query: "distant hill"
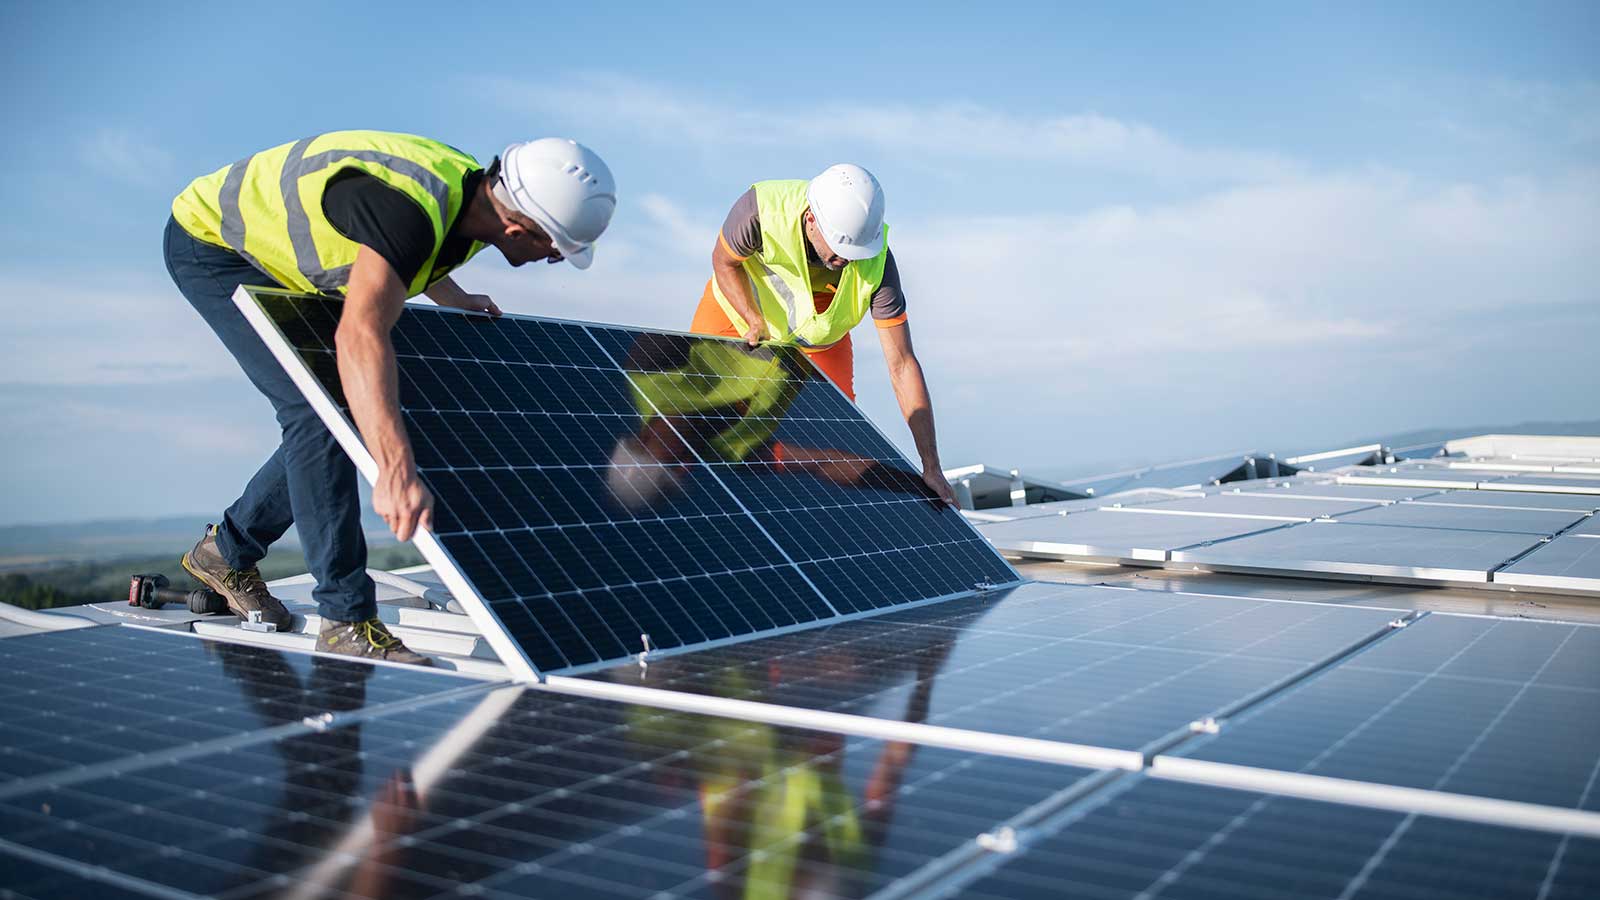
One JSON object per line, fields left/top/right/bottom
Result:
{"left": 0, "top": 507, "right": 397, "bottom": 572}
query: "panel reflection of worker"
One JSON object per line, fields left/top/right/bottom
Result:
{"left": 607, "top": 337, "right": 932, "bottom": 509}
{"left": 626, "top": 637, "right": 952, "bottom": 899}
{"left": 689, "top": 167, "right": 956, "bottom": 506}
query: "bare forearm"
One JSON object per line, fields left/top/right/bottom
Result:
{"left": 336, "top": 325, "right": 412, "bottom": 473}
{"left": 891, "top": 357, "right": 941, "bottom": 469}
{"left": 711, "top": 242, "right": 764, "bottom": 338}
{"left": 424, "top": 276, "right": 467, "bottom": 306}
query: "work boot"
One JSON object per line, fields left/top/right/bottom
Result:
{"left": 316, "top": 618, "right": 433, "bottom": 667}
{"left": 182, "top": 525, "right": 293, "bottom": 631}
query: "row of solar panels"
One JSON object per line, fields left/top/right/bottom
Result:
{"left": 975, "top": 462, "right": 1600, "bottom": 594}
{"left": 4, "top": 577, "right": 1596, "bottom": 898}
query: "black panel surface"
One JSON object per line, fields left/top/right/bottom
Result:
{"left": 1182, "top": 614, "right": 1600, "bottom": 809}
{"left": 586, "top": 582, "right": 1399, "bottom": 751}
{"left": 0, "top": 626, "right": 468, "bottom": 787}
{"left": 250, "top": 291, "right": 1014, "bottom": 674}
{"left": 952, "top": 777, "right": 1600, "bottom": 899}
{"left": 0, "top": 685, "right": 1090, "bottom": 899}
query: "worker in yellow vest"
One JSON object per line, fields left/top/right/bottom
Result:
{"left": 165, "top": 131, "right": 616, "bottom": 664}
{"left": 689, "top": 166, "right": 956, "bottom": 506}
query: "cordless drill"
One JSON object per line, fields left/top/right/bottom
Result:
{"left": 127, "top": 573, "right": 228, "bottom": 614}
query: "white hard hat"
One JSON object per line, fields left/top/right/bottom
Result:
{"left": 498, "top": 138, "right": 616, "bottom": 269}
{"left": 805, "top": 164, "right": 885, "bottom": 262}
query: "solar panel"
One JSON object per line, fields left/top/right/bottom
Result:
{"left": 1485, "top": 474, "right": 1600, "bottom": 496}
{"left": 1170, "top": 520, "right": 1543, "bottom": 583}
{"left": 1407, "top": 489, "right": 1600, "bottom": 513}
{"left": 977, "top": 509, "right": 1293, "bottom": 562}
{"left": 1177, "top": 614, "right": 1600, "bottom": 810}
{"left": 1237, "top": 480, "right": 1437, "bottom": 502}
{"left": 1331, "top": 501, "right": 1586, "bottom": 535}
{"left": 1496, "top": 536, "right": 1600, "bottom": 593}
{"left": 582, "top": 582, "right": 1400, "bottom": 752}
{"left": 1575, "top": 516, "right": 1600, "bottom": 537}
{"left": 1338, "top": 470, "right": 1491, "bottom": 489}
{"left": 1128, "top": 492, "right": 1384, "bottom": 520}
{"left": 0, "top": 626, "right": 477, "bottom": 789}
{"left": 233, "top": 287, "right": 1017, "bottom": 679}
{"left": 0, "top": 682, "right": 1097, "bottom": 899}
{"left": 947, "top": 776, "right": 1600, "bottom": 900}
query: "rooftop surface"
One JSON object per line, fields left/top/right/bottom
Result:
{"left": 2, "top": 294, "right": 1596, "bottom": 900}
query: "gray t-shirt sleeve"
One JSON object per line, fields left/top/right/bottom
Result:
{"left": 871, "top": 249, "right": 907, "bottom": 321}
{"left": 719, "top": 188, "right": 763, "bottom": 258}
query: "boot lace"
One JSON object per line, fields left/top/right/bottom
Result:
{"left": 221, "top": 567, "right": 268, "bottom": 596}
{"left": 361, "top": 619, "right": 402, "bottom": 650}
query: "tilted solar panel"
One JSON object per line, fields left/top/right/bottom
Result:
{"left": 233, "top": 287, "right": 1017, "bottom": 679}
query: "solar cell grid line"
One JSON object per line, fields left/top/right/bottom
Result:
{"left": 936, "top": 776, "right": 1600, "bottom": 900}
{"left": 576, "top": 582, "right": 1404, "bottom": 754}
{"left": 1172, "top": 614, "right": 1600, "bottom": 814}
{"left": 0, "top": 682, "right": 1101, "bottom": 900}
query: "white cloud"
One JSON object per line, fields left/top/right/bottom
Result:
{"left": 0, "top": 269, "right": 240, "bottom": 385}
{"left": 479, "top": 74, "right": 1298, "bottom": 184}
{"left": 76, "top": 128, "right": 175, "bottom": 188}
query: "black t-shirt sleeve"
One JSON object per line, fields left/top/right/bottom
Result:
{"left": 320, "top": 170, "right": 436, "bottom": 285}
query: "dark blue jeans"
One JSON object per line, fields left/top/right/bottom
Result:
{"left": 163, "top": 216, "right": 375, "bottom": 622}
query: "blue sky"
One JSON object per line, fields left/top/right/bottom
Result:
{"left": 2, "top": 1, "right": 1597, "bottom": 525}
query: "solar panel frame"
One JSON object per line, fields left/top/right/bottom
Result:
{"left": 232, "top": 286, "right": 1020, "bottom": 682}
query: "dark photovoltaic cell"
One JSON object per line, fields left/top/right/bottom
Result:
{"left": 585, "top": 582, "right": 1400, "bottom": 751}
{"left": 1181, "top": 614, "right": 1600, "bottom": 810}
{"left": 0, "top": 626, "right": 472, "bottom": 788}
{"left": 950, "top": 777, "right": 1600, "bottom": 899}
{"left": 0, "top": 684, "right": 1093, "bottom": 899}
{"left": 243, "top": 289, "right": 1015, "bottom": 676}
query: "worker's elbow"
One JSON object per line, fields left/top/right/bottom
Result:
{"left": 334, "top": 318, "right": 382, "bottom": 354}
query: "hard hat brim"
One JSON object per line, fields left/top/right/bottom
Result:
{"left": 830, "top": 228, "right": 884, "bottom": 262}
{"left": 564, "top": 245, "right": 594, "bottom": 269}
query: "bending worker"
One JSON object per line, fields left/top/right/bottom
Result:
{"left": 690, "top": 165, "right": 955, "bottom": 504}
{"left": 165, "top": 131, "right": 616, "bottom": 665}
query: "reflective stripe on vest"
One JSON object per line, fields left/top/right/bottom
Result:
{"left": 172, "top": 131, "right": 482, "bottom": 296}
{"left": 710, "top": 179, "right": 888, "bottom": 348}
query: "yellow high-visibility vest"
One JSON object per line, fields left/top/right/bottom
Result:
{"left": 172, "top": 130, "right": 485, "bottom": 297}
{"left": 711, "top": 179, "right": 888, "bottom": 348}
